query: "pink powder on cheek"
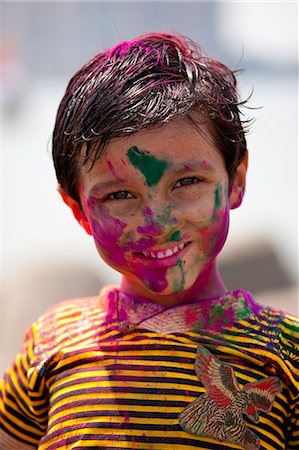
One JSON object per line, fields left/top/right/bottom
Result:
{"left": 87, "top": 201, "right": 128, "bottom": 265}
{"left": 201, "top": 207, "right": 229, "bottom": 256}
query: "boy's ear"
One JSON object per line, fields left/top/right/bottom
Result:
{"left": 229, "top": 151, "right": 248, "bottom": 210}
{"left": 57, "top": 185, "right": 93, "bottom": 235}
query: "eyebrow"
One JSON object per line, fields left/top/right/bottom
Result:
{"left": 171, "top": 160, "right": 216, "bottom": 174}
{"left": 89, "top": 180, "right": 128, "bottom": 196}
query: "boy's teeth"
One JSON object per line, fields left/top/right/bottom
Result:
{"left": 142, "top": 243, "right": 186, "bottom": 259}
{"left": 165, "top": 248, "right": 173, "bottom": 257}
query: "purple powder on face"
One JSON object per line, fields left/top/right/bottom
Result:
{"left": 132, "top": 262, "right": 168, "bottom": 293}
{"left": 88, "top": 201, "right": 128, "bottom": 265}
{"left": 91, "top": 217, "right": 127, "bottom": 265}
{"left": 137, "top": 207, "right": 162, "bottom": 235}
{"left": 127, "top": 235, "right": 156, "bottom": 252}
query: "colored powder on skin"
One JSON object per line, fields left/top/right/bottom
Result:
{"left": 87, "top": 199, "right": 128, "bottom": 265}
{"left": 200, "top": 182, "right": 227, "bottom": 255}
{"left": 178, "top": 259, "right": 185, "bottom": 291}
{"left": 133, "top": 261, "right": 168, "bottom": 292}
{"left": 137, "top": 206, "right": 178, "bottom": 237}
{"left": 167, "top": 230, "right": 181, "bottom": 242}
{"left": 107, "top": 160, "right": 123, "bottom": 181}
{"left": 200, "top": 208, "right": 229, "bottom": 257}
{"left": 173, "top": 259, "right": 185, "bottom": 292}
{"left": 137, "top": 207, "right": 162, "bottom": 235}
{"left": 157, "top": 205, "right": 178, "bottom": 226}
{"left": 214, "top": 183, "right": 221, "bottom": 209}
{"left": 126, "top": 235, "right": 156, "bottom": 252}
{"left": 127, "top": 146, "right": 168, "bottom": 186}
{"left": 177, "top": 259, "right": 185, "bottom": 291}
{"left": 90, "top": 216, "right": 127, "bottom": 265}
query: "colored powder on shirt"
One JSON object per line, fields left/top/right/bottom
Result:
{"left": 127, "top": 146, "right": 168, "bottom": 186}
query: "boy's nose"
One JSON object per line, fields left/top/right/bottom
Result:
{"left": 137, "top": 206, "right": 179, "bottom": 237}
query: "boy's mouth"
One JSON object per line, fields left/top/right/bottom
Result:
{"left": 133, "top": 241, "right": 191, "bottom": 268}
{"left": 140, "top": 242, "right": 189, "bottom": 259}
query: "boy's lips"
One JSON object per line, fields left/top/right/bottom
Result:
{"left": 133, "top": 241, "right": 191, "bottom": 268}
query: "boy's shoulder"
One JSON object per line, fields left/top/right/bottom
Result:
{"left": 252, "top": 301, "right": 299, "bottom": 362}
{"left": 251, "top": 300, "right": 299, "bottom": 343}
{"left": 28, "top": 285, "right": 117, "bottom": 356}
{"left": 35, "top": 284, "right": 116, "bottom": 324}
{"left": 256, "top": 301, "right": 299, "bottom": 330}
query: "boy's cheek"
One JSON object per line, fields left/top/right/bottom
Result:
{"left": 199, "top": 206, "right": 230, "bottom": 257}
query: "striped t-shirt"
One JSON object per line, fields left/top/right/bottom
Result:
{"left": 1, "top": 287, "right": 298, "bottom": 449}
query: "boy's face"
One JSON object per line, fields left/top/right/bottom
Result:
{"left": 63, "top": 118, "right": 246, "bottom": 304}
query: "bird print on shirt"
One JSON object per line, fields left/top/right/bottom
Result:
{"left": 179, "top": 345, "right": 282, "bottom": 450}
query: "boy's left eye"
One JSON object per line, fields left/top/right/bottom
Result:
{"left": 173, "top": 177, "right": 201, "bottom": 189}
{"left": 106, "top": 190, "right": 134, "bottom": 200}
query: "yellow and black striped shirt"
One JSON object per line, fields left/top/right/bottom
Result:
{"left": 1, "top": 287, "right": 298, "bottom": 449}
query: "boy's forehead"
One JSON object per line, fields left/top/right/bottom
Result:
{"left": 98, "top": 118, "right": 217, "bottom": 159}
{"left": 79, "top": 118, "right": 225, "bottom": 183}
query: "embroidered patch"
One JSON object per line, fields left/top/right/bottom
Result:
{"left": 179, "top": 345, "right": 281, "bottom": 450}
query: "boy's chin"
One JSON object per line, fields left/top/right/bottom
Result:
{"left": 120, "top": 270, "right": 199, "bottom": 304}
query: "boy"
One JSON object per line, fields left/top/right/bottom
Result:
{"left": 1, "top": 32, "right": 298, "bottom": 450}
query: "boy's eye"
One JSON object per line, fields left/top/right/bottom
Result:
{"left": 173, "top": 177, "right": 201, "bottom": 189}
{"left": 106, "top": 190, "right": 134, "bottom": 200}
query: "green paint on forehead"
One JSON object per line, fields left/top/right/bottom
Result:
{"left": 127, "top": 146, "right": 168, "bottom": 186}
{"left": 167, "top": 230, "right": 181, "bottom": 242}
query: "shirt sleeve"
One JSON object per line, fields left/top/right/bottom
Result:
{"left": 0, "top": 325, "right": 48, "bottom": 447}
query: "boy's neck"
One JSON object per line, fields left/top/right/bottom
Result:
{"left": 120, "top": 263, "right": 228, "bottom": 307}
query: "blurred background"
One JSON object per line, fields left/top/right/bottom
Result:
{"left": 1, "top": 1, "right": 298, "bottom": 374}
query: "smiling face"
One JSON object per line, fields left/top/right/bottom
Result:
{"left": 61, "top": 118, "right": 247, "bottom": 305}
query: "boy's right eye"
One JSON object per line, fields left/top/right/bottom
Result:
{"left": 106, "top": 190, "right": 134, "bottom": 201}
